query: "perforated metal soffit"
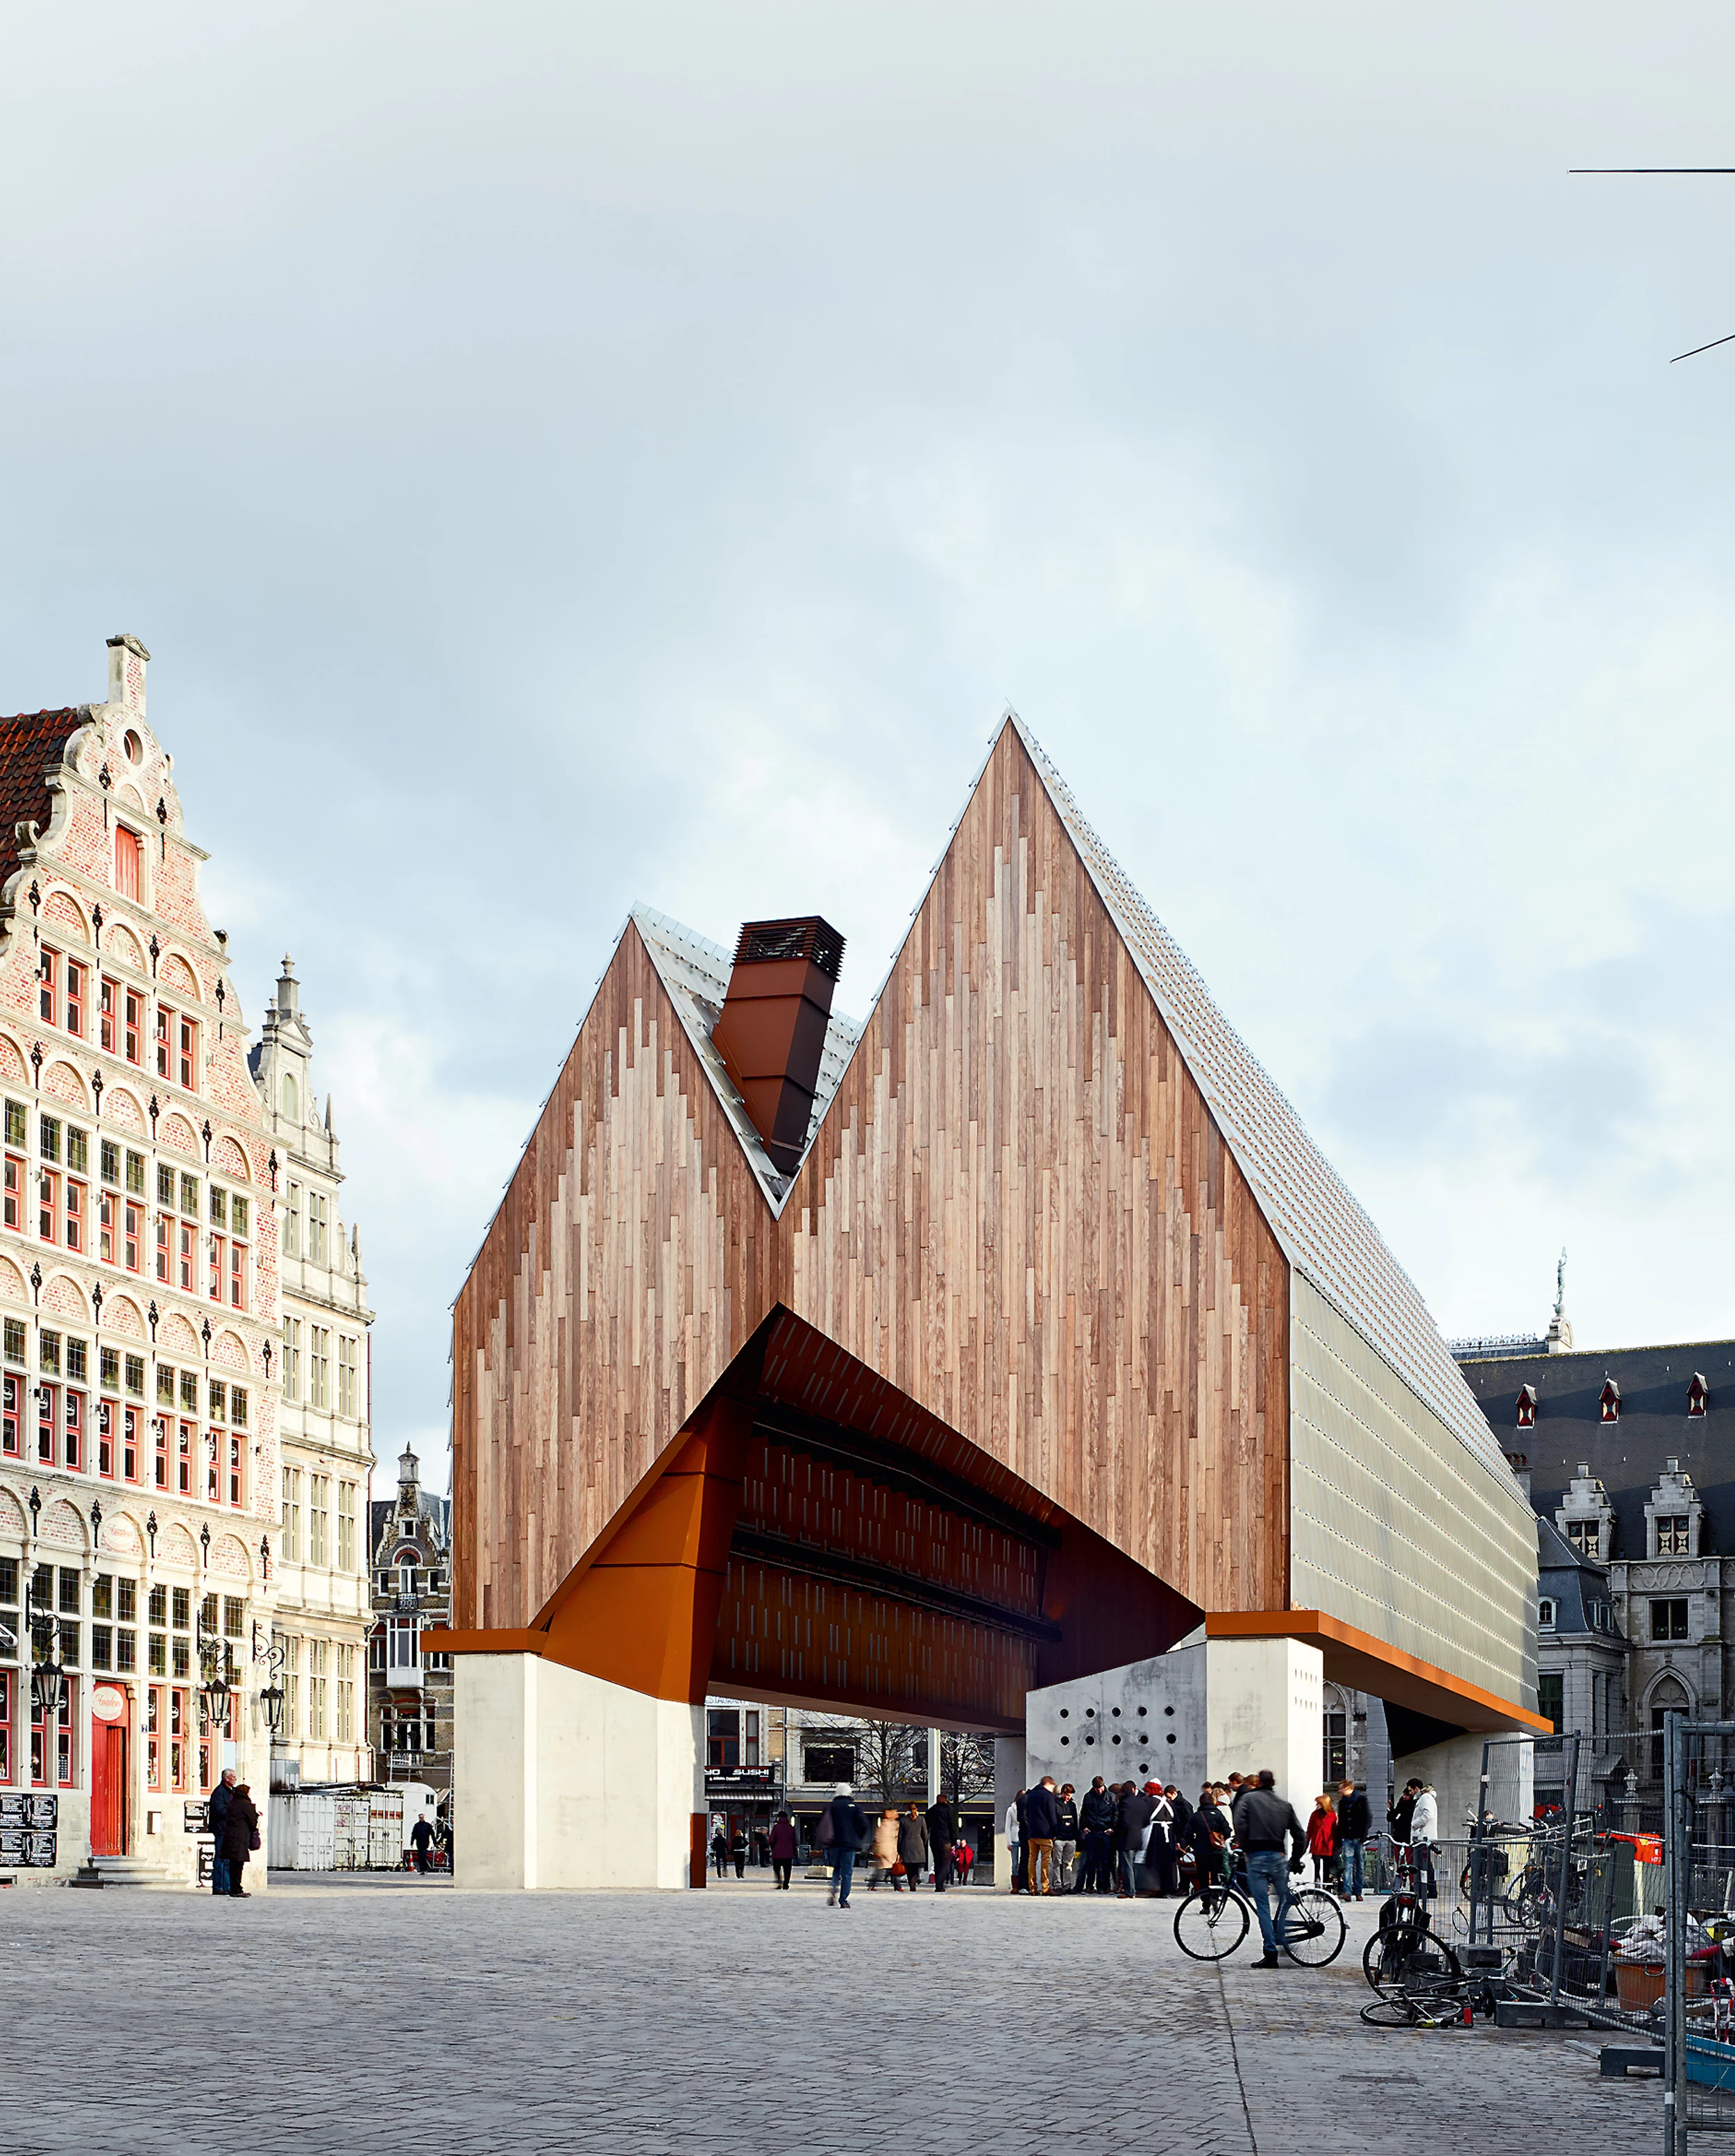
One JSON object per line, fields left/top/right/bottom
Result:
{"left": 623, "top": 716, "right": 1516, "bottom": 1496}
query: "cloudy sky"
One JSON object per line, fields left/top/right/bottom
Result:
{"left": 3, "top": 4, "right": 1733, "bottom": 1490}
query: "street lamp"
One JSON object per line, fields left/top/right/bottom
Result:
{"left": 251, "top": 1620, "right": 287, "bottom": 1740}
{"left": 27, "top": 1580, "right": 63, "bottom": 1719}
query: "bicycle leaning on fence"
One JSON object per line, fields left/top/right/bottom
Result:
{"left": 1172, "top": 1842, "right": 1348, "bottom": 1967}
{"left": 1361, "top": 1840, "right": 1492, "bottom": 2026}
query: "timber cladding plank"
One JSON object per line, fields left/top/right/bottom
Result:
{"left": 784, "top": 726, "right": 1289, "bottom": 1620}
{"left": 451, "top": 726, "right": 1291, "bottom": 1637}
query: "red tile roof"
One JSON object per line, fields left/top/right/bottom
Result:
{"left": 0, "top": 706, "right": 84, "bottom": 897}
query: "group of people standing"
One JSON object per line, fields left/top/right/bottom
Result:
{"left": 1006, "top": 1775, "right": 1211, "bottom": 1897}
{"left": 815, "top": 1786, "right": 972, "bottom": 1907}
{"left": 207, "top": 1769, "right": 260, "bottom": 1899}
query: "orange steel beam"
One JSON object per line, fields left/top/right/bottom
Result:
{"left": 428, "top": 1393, "right": 750, "bottom": 1704}
{"left": 1204, "top": 1610, "right": 1552, "bottom": 1735}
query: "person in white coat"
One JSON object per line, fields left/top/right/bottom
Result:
{"left": 1004, "top": 1797, "right": 1024, "bottom": 1894}
{"left": 1408, "top": 1782, "right": 1439, "bottom": 1901}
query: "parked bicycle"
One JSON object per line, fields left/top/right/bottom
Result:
{"left": 1364, "top": 1841, "right": 1465, "bottom": 2010}
{"left": 1174, "top": 1853, "right": 1346, "bottom": 1967}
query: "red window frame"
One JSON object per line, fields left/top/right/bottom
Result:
{"left": 124, "top": 1200, "right": 142, "bottom": 1273}
{"left": 124, "top": 989, "right": 142, "bottom": 1066}
{"left": 178, "top": 1017, "right": 196, "bottom": 1092}
{"left": 228, "top": 1434, "right": 242, "bottom": 1509}
{"left": 1, "top": 1373, "right": 17, "bottom": 1457}
{"left": 97, "top": 1397, "right": 117, "bottom": 1479}
{"left": 38, "top": 1167, "right": 57, "bottom": 1244}
{"left": 178, "top": 1221, "right": 194, "bottom": 1292}
{"left": 123, "top": 1403, "right": 139, "bottom": 1483}
{"left": 63, "top": 1389, "right": 81, "bottom": 1472}
{"left": 100, "top": 977, "right": 116, "bottom": 1054}
{"left": 155, "top": 1212, "right": 169, "bottom": 1282}
{"left": 37, "top": 1382, "right": 56, "bottom": 1466}
{"left": 209, "top": 1233, "right": 223, "bottom": 1302}
{"left": 64, "top": 960, "right": 84, "bottom": 1038}
{"left": 177, "top": 1418, "right": 194, "bottom": 1495}
{"left": 146, "top": 1685, "right": 160, "bottom": 1790}
{"left": 206, "top": 1429, "right": 220, "bottom": 1504}
{"left": 64, "top": 1177, "right": 83, "bottom": 1253}
{"left": 230, "top": 1238, "right": 246, "bottom": 1312}
{"left": 115, "top": 824, "right": 141, "bottom": 901}
{"left": 32, "top": 1673, "right": 75, "bottom": 1787}
{"left": 170, "top": 1686, "right": 188, "bottom": 1792}
{"left": 153, "top": 1416, "right": 169, "bottom": 1490}
{"left": 155, "top": 1006, "right": 170, "bottom": 1080}
{"left": 0, "top": 1668, "right": 10, "bottom": 1784}
{"left": 3, "top": 1152, "right": 20, "bottom": 1233}
{"left": 38, "top": 948, "right": 57, "bottom": 1028}
{"left": 98, "top": 1189, "right": 114, "bottom": 1264}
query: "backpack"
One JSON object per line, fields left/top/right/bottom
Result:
{"left": 816, "top": 1805, "right": 836, "bottom": 1849}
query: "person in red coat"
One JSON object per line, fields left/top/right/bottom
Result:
{"left": 1304, "top": 1794, "right": 1339, "bottom": 1887}
{"left": 768, "top": 1810, "right": 799, "bottom": 1890}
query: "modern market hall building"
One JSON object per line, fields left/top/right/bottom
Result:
{"left": 434, "top": 713, "right": 1544, "bottom": 1888}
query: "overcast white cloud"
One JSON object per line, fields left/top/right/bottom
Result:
{"left": 3, "top": 2, "right": 1733, "bottom": 1491}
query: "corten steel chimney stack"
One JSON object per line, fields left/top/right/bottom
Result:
{"left": 713, "top": 916, "right": 845, "bottom": 1175}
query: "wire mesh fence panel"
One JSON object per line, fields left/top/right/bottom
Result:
{"left": 1657, "top": 1719, "right": 1735, "bottom": 2146}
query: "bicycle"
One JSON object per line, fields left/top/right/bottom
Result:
{"left": 1174, "top": 1854, "right": 1347, "bottom": 1967}
{"left": 1364, "top": 1841, "right": 1464, "bottom": 2014}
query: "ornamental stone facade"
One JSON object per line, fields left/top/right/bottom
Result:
{"left": 251, "top": 960, "right": 375, "bottom": 1790}
{"left": 0, "top": 635, "right": 285, "bottom": 1885}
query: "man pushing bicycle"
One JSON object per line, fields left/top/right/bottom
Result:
{"left": 1231, "top": 1769, "right": 1310, "bottom": 1970}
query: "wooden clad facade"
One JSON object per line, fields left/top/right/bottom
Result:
{"left": 450, "top": 725, "right": 1290, "bottom": 1696}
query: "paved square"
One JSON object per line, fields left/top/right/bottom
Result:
{"left": 1, "top": 1873, "right": 1661, "bottom": 2153}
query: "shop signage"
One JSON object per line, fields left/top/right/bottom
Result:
{"left": 91, "top": 1684, "right": 126, "bottom": 1722}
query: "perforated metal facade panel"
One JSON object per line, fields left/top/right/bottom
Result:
{"left": 1290, "top": 1277, "right": 1538, "bottom": 1710}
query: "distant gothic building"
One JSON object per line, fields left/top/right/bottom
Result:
{"left": 1458, "top": 1310, "right": 1735, "bottom": 1801}
{"left": 251, "top": 960, "right": 375, "bottom": 1788}
{"left": 0, "top": 637, "right": 285, "bottom": 1884}
{"left": 369, "top": 1446, "right": 452, "bottom": 1801}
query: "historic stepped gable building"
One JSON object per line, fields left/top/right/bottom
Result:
{"left": 439, "top": 713, "right": 1541, "bottom": 1890}
{"left": 0, "top": 637, "right": 285, "bottom": 1886}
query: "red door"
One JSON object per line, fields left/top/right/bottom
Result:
{"left": 90, "top": 1715, "right": 128, "bottom": 1856}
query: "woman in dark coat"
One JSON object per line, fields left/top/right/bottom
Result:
{"left": 221, "top": 1782, "right": 259, "bottom": 1899}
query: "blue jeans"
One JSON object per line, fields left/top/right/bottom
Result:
{"left": 829, "top": 1849, "right": 857, "bottom": 1903}
{"left": 210, "top": 1855, "right": 230, "bottom": 1896}
{"left": 1246, "top": 1850, "right": 1293, "bottom": 1955}
{"left": 1338, "top": 1838, "right": 1364, "bottom": 1899}
{"left": 1117, "top": 1848, "right": 1138, "bottom": 1896}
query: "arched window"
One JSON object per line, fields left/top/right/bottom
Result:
{"left": 281, "top": 1072, "right": 298, "bottom": 1121}
{"left": 1650, "top": 1674, "right": 1691, "bottom": 1778}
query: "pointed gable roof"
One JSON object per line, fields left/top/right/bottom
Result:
{"left": 1002, "top": 711, "right": 1513, "bottom": 1486}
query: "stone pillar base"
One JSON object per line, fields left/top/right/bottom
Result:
{"left": 453, "top": 1653, "right": 701, "bottom": 1890}
{"left": 1204, "top": 1633, "right": 1323, "bottom": 1797}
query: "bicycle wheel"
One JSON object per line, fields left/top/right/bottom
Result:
{"left": 1281, "top": 1885, "right": 1348, "bottom": 1968}
{"left": 1174, "top": 1887, "right": 1251, "bottom": 1962}
{"left": 1360, "top": 1995, "right": 1420, "bottom": 2028}
{"left": 1363, "top": 1922, "right": 1462, "bottom": 2005}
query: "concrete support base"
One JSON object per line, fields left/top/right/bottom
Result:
{"left": 1393, "top": 1730, "right": 1532, "bottom": 1841}
{"left": 992, "top": 1733, "right": 1026, "bottom": 1890}
{"left": 1026, "top": 1635, "right": 1324, "bottom": 1815}
{"left": 1204, "top": 1634, "right": 1324, "bottom": 1799}
{"left": 454, "top": 1653, "right": 702, "bottom": 1891}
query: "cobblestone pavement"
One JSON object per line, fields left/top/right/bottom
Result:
{"left": 1, "top": 1873, "right": 1659, "bottom": 2155}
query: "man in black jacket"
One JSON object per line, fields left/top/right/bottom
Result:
{"left": 823, "top": 1784, "right": 872, "bottom": 1910}
{"left": 1115, "top": 1781, "right": 1157, "bottom": 1899}
{"left": 208, "top": 1769, "right": 237, "bottom": 1897}
{"left": 1336, "top": 1779, "right": 1371, "bottom": 1903}
{"left": 1023, "top": 1776, "right": 1062, "bottom": 1894}
{"left": 1079, "top": 1776, "right": 1116, "bottom": 1894}
{"left": 926, "top": 1793, "right": 958, "bottom": 1892}
{"left": 1237, "top": 1769, "right": 1308, "bottom": 1968}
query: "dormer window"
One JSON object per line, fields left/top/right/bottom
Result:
{"left": 1657, "top": 1516, "right": 1692, "bottom": 1556}
{"left": 1600, "top": 1379, "right": 1620, "bottom": 1424}
{"left": 1539, "top": 1597, "right": 1556, "bottom": 1629}
{"left": 1689, "top": 1373, "right": 1709, "bottom": 1418}
{"left": 1516, "top": 1384, "right": 1537, "bottom": 1430}
{"left": 1567, "top": 1521, "right": 1599, "bottom": 1558}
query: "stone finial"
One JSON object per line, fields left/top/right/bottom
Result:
{"left": 276, "top": 955, "right": 298, "bottom": 1017}
{"left": 105, "top": 634, "right": 150, "bottom": 716}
